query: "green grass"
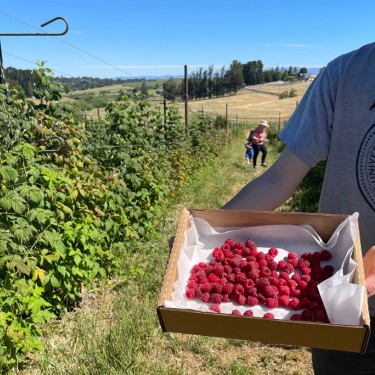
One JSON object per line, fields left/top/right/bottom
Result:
{"left": 21, "top": 132, "right": 313, "bottom": 375}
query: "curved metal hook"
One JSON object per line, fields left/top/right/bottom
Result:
{"left": 0, "top": 16, "right": 69, "bottom": 36}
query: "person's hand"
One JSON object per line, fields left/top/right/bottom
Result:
{"left": 363, "top": 246, "right": 375, "bottom": 297}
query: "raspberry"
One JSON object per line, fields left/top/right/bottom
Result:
{"left": 263, "top": 313, "right": 274, "bottom": 319}
{"left": 201, "top": 292, "right": 210, "bottom": 303}
{"left": 268, "top": 276, "right": 279, "bottom": 286}
{"left": 291, "top": 273, "right": 301, "bottom": 282}
{"left": 224, "top": 265, "right": 233, "bottom": 274}
{"left": 268, "top": 247, "right": 278, "bottom": 258}
{"left": 233, "top": 248, "right": 243, "bottom": 256}
{"left": 314, "top": 309, "right": 329, "bottom": 322}
{"left": 259, "top": 266, "right": 272, "bottom": 277}
{"left": 268, "top": 260, "right": 278, "bottom": 271}
{"left": 301, "top": 274, "right": 311, "bottom": 283}
{"left": 278, "top": 260, "right": 287, "bottom": 270}
{"left": 258, "top": 277, "right": 270, "bottom": 287}
{"left": 279, "top": 271, "right": 290, "bottom": 281}
{"left": 301, "top": 309, "right": 313, "bottom": 321}
{"left": 284, "top": 263, "right": 295, "bottom": 274}
{"left": 321, "top": 249, "right": 332, "bottom": 261}
{"left": 278, "top": 295, "right": 290, "bottom": 307}
{"left": 290, "top": 314, "right": 302, "bottom": 321}
{"left": 223, "top": 283, "right": 234, "bottom": 294}
{"left": 246, "top": 286, "right": 258, "bottom": 297}
{"left": 256, "top": 252, "right": 266, "bottom": 261}
{"left": 212, "top": 264, "right": 224, "bottom": 277}
{"left": 258, "top": 259, "right": 268, "bottom": 267}
{"left": 234, "top": 273, "right": 247, "bottom": 284}
{"left": 222, "top": 294, "right": 230, "bottom": 302}
{"left": 200, "top": 283, "right": 212, "bottom": 293}
{"left": 301, "top": 267, "right": 311, "bottom": 275}
{"left": 289, "top": 287, "right": 301, "bottom": 298}
{"left": 220, "top": 276, "right": 228, "bottom": 285}
{"left": 297, "top": 280, "right": 308, "bottom": 291}
{"left": 187, "top": 280, "right": 198, "bottom": 289}
{"left": 212, "top": 247, "right": 224, "bottom": 262}
{"left": 247, "top": 261, "right": 259, "bottom": 270}
{"left": 233, "top": 283, "right": 244, "bottom": 296}
{"left": 239, "top": 259, "right": 248, "bottom": 269}
{"left": 289, "top": 298, "right": 301, "bottom": 310}
{"left": 266, "top": 298, "right": 278, "bottom": 308}
{"left": 246, "top": 296, "right": 259, "bottom": 306}
{"left": 237, "top": 294, "right": 246, "bottom": 305}
{"left": 211, "top": 283, "right": 223, "bottom": 293}
{"left": 226, "top": 273, "right": 235, "bottom": 283}
{"left": 210, "top": 293, "right": 223, "bottom": 303}
{"left": 301, "top": 252, "right": 312, "bottom": 261}
{"left": 257, "top": 293, "right": 266, "bottom": 304}
{"left": 232, "top": 309, "right": 242, "bottom": 315}
{"left": 263, "top": 285, "right": 278, "bottom": 298}
{"left": 278, "top": 285, "right": 290, "bottom": 296}
{"left": 324, "top": 265, "right": 335, "bottom": 275}
{"left": 287, "top": 279, "right": 297, "bottom": 288}
{"left": 196, "top": 270, "right": 207, "bottom": 280}
{"left": 242, "top": 247, "right": 251, "bottom": 257}
{"left": 185, "top": 289, "right": 196, "bottom": 299}
{"left": 223, "top": 250, "right": 233, "bottom": 259}
{"left": 191, "top": 264, "right": 202, "bottom": 274}
{"left": 208, "top": 273, "right": 221, "bottom": 283}
{"left": 248, "top": 269, "right": 260, "bottom": 280}
{"left": 234, "top": 241, "right": 245, "bottom": 250}
{"left": 306, "top": 287, "right": 319, "bottom": 300}
{"left": 221, "top": 243, "right": 231, "bottom": 252}
{"left": 288, "top": 251, "right": 298, "bottom": 259}
{"left": 243, "top": 279, "right": 255, "bottom": 289}
{"left": 243, "top": 309, "right": 254, "bottom": 317}
{"left": 245, "top": 239, "right": 255, "bottom": 248}
{"left": 231, "top": 255, "right": 242, "bottom": 267}
{"left": 299, "top": 297, "right": 310, "bottom": 308}
{"left": 288, "top": 258, "right": 299, "bottom": 267}
{"left": 209, "top": 303, "right": 221, "bottom": 313}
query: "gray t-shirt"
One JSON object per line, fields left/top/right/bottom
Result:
{"left": 279, "top": 42, "right": 375, "bottom": 314}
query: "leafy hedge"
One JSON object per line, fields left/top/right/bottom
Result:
{"left": 0, "top": 63, "right": 226, "bottom": 371}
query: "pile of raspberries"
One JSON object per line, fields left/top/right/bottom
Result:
{"left": 185, "top": 238, "right": 333, "bottom": 322}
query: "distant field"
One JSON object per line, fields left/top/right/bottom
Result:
{"left": 64, "top": 79, "right": 313, "bottom": 122}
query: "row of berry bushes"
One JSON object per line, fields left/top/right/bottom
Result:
{"left": 0, "top": 63, "right": 227, "bottom": 371}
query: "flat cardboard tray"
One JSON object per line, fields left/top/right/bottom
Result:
{"left": 157, "top": 208, "right": 371, "bottom": 353}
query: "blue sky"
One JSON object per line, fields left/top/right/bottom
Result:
{"left": 1, "top": 1, "right": 375, "bottom": 79}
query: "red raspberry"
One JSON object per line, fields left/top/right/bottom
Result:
{"left": 245, "top": 239, "right": 256, "bottom": 248}
{"left": 196, "top": 270, "right": 207, "bottom": 280}
{"left": 301, "top": 274, "right": 311, "bottom": 283}
{"left": 234, "top": 241, "right": 245, "bottom": 249}
{"left": 208, "top": 273, "right": 221, "bottom": 283}
{"left": 248, "top": 269, "right": 260, "bottom": 280}
{"left": 246, "top": 286, "right": 258, "bottom": 297}
{"left": 321, "top": 249, "right": 332, "bottom": 261}
{"left": 266, "top": 298, "right": 278, "bottom": 308}
{"left": 243, "top": 309, "right": 254, "bottom": 317}
{"left": 308, "top": 280, "right": 319, "bottom": 288}
{"left": 297, "top": 280, "right": 308, "bottom": 291}
{"left": 201, "top": 292, "right": 210, "bottom": 303}
{"left": 288, "top": 258, "right": 299, "bottom": 267}
{"left": 243, "top": 279, "right": 255, "bottom": 289}
{"left": 250, "top": 248, "right": 258, "bottom": 257}
{"left": 324, "top": 265, "right": 335, "bottom": 275}
{"left": 259, "top": 266, "right": 272, "bottom": 277}
{"left": 263, "top": 285, "right": 278, "bottom": 298}
{"left": 279, "top": 271, "right": 290, "bottom": 281}
{"left": 235, "top": 273, "right": 247, "bottom": 284}
{"left": 233, "top": 284, "right": 244, "bottom": 296}
{"left": 277, "top": 278, "right": 287, "bottom": 287}
{"left": 256, "top": 252, "right": 266, "bottom": 261}
{"left": 237, "top": 294, "right": 246, "bottom": 305}
{"left": 268, "top": 276, "right": 279, "bottom": 286}
{"left": 209, "top": 303, "right": 221, "bottom": 313}
{"left": 247, "top": 261, "right": 259, "bottom": 270}
{"left": 258, "top": 277, "right": 270, "bottom": 287}
{"left": 258, "top": 259, "right": 268, "bottom": 267}
{"left": 278, "top": 285, "right": 290, "bottom": 296}
{"left": 284, "top": 263, "right": 295, "bottom": 274}
{"left": 223, "top": 250, "right": 233, "bottom": 259}
{"left": 301, "top": 267, "right": 311, "bottom": 275}
{"left": 301, "top": 309, "right": 313, "bottom": 321}
{"left": 291, "top": 273, "right": 301, "bottom": 282}
{"left": 278, "top": 260, "right": 287, "bottom": 270}
{"left": 289, "top": 298, "right": 301, "bottom": 310}
{"left": 210, "top": 293, "right": 223, "bottom": 303}
{"left": 226, "top": 273, "right": 235, "bottom": 283}
{"left": 268, "top": 260, "right": 278, "bottom": 271}
{"left": 257, "top": 293, "right": 267, "bottom": 304}
{"left": 232, "top": 309, "right": 242, "bottom": 315}
{"left": 263, "top": 313, "right": 274, "bottom": 319}
{"left": 289, "top": 287, "right": 301, "bottom": 298}
{"left": 288, "top": 251, "right": 298, "bottom": 259}
{"left": 220, "top": 276, "right": 228, "bottom": 285}
{"left": 200, "top": 283, "right": 212, "bottom": 293}
{"left": 306, "top": 287, "right": 319, "bottom": 300}
{"left": 309, "top": 301, "right": 321, "bottom": 311}
{"left": 191, "top": 265, "right": 202, "bottom": 274}
{"left": 185, "top": 289, "right": 196, "bottom": 299}
{"left": 314, "top": 309, "right": 329, "bottom": 322}
{"left": 187, "top": 280, "right": 198, "bottom": 289}
{"left": 242, "top": 247, "right": 251, "bottom": 257}
{"left": 211, "top": 283, "right": 223, "bottom": 293}
{"left": 223, "top": 283, "right": 234, "bottom": 294}
{"left": 212, "top": 264, "right": 224, "bottom": 277}
{"left": 268, "top": 247, "right": 278, "bottom": 258}
{"left": 231, "top": 255, "right": 242, "bottom": 267}
{"left": 301, "top": 252, "right": 312, "bottom": 261}
{"left": 221, "top": 243, "right": 231, "bottom": 252}
{"left": 224, "top": 265, "right": 233, "bottom": 274}
{"left": 299, "top": 297, "right": 310, "bottom": 308}
{"left": 278, "top": 295, "right": 290, "bottom": 307}
{"left": 290, "top": 314, "right": 302, "bottom": 321}
{"left": 233, "top": 248, "right": 243, "bottom": 256}
{"left": 212, "top": 248, "right": 224, "bottom": 262}
{"left": 246, "top": 296, "right": 259, "bottom": 307}
{"left": 287, "top": 279, "right": 297, "bottom": 288}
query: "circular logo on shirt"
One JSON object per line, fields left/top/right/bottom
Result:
{"left": 356, "top": 123, "right": 375, "bottom": 211}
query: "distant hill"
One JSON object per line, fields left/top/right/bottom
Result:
{"left": 115, "top": 75, "right": 184, "bottom": 80}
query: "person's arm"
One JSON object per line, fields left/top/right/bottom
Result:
{"left": 363, "top": 246, "right": 375, "bottom": 297}
{"left": 222, "top": 148, "right": 311, "bottom": 210}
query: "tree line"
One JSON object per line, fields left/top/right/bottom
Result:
{"left": 2, "top": 59, "right": 309, "bottom": 100}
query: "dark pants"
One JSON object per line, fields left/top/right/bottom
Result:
{"left": 312, "top": 317, "right": 375, "bottom": 375}
{"left": 252, "top": 144, "right": 267, "bottom": 167}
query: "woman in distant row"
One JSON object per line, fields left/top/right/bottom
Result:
{"left": 249, "top": 119, "right": 270, "bottom": 169}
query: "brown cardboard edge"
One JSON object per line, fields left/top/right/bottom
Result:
{"left": 157, "top": 208, "right": 370, "bottom": 352}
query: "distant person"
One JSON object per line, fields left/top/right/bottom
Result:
{"left": 250, "top": 120, "right": 269, "bottom": 168}
{"left": 244, "top": 139, "right": 253, "bottom": 165}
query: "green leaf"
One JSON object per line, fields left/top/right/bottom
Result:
{"left": 0, "top": 166, "right": 18, "bottom": 183}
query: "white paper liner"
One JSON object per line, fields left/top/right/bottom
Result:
{"left": 163, "top": 212, "right": 364, "bottom": 325}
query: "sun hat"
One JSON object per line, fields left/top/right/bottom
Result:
{"left": 258, "top": 120, "right": 269, "bottom": 127}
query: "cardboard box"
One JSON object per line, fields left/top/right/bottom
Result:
{"left": 157, "top": 208, "right": 371, "bottom": 353}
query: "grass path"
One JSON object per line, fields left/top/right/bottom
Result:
{"left": 24, "top": 132, "right": 314, "bottom": 375}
